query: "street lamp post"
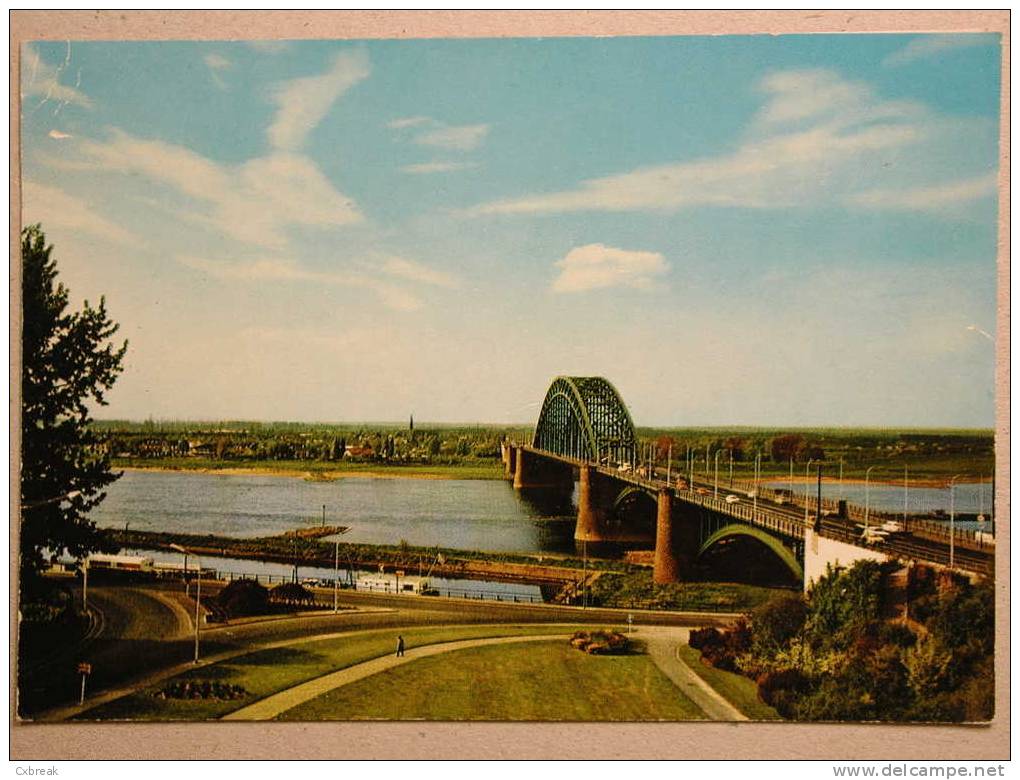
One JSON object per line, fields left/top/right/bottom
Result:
{"left": 753, "top": 452, "right": 762, "bottom": 522}
{"left": 838, "top": 458, "right": 844, "bottom": 501}
{"left": 903, "top": 466, "right": 909, "bottom": 524}
{"left": 804, "top": 459, "right": 815, "bottom": 523}
{"left": 81, "top": 557, "right": 89, "bottom": 612}
{"left": 864, "top": 466, "right": 877, "bottom": 534}
{"left": 949, "top": 474, "right": 964, "bottom": 572}
{"left": 714, "top": 450, "right": 722, "bottom": 499}
{"left": 171, "top": 543, "right": 202, "bottom": 664}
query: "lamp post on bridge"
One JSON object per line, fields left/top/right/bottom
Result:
{"left": 864, "top": 466, "right": 877, "bottom": 535}
{"left": 714, "top": 450, "right": 722, "bottom": 499}
{"left": 804, "top": 459, "right": 815, "bottom": 523}
{"left": 949, "top": 474, "right": 965, "bottom": 572}
{"left": 753, "top": 452, "right": 762, "bottom": 523}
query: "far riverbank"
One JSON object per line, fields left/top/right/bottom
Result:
{"left": 114, "top": 458, "right": 503, "bottom": 481}
{"left": 115, "top": 459, "right": 985, "bottom": 488}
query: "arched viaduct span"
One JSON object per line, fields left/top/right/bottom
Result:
{"left": 503, "top": 376, "right": 993, "bottom": 589}
{"left": 502, "top": 376, "right": 806, "bottom": 586}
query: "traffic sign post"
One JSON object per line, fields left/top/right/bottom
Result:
{"left": 77, "top": 662, "right": 92, "bottom": 705}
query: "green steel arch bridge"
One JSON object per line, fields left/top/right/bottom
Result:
{"left": 502, "top": 376, "right": 993, "bottom": 587}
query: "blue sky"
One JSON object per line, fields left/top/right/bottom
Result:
{"left": 21, "top": 34, "right": 1001, "bottom": 427}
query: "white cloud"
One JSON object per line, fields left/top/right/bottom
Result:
{"left": 378, "top": 256, "right": 460, "bottom": 289}
{"left": 849, "top": 172, "right": 997, "bottom": 212}
{"left": 467, "top": 69, "right": 990, "bottom": 219}
{"left": 551, "top": 244, "right": 668, "bottom": 293}
{"left": 387, "top": 116, "right": 432, "bottom": 129}
{"left": 178, "top": 254, "right": 421, "bottom": 311}
{"left": 203, "top": 53, "right": 232, "bottom": 89}
{"left": 267, "top": 50, "right": 370, "bottom": 151}
{"left": 414, "top": 123, "right": 490, "bottom": 151}
{"left": 22, "top": 180, "right": 139, "bottom": 246}
{"left": 399, "top": 161, "right": 475, "bottom": 175}
{"left": 883, "top": 35, "right": 996, "bottom": 67}
{"left": 247, "top": 41, "right": 290, "bottom": 55}
{"left": 77, "top": 129, "right": 362, "bottom": 250}
{"left": 203, "top": 53, "right": 231, "bottom": 70}
{"left": 47, "top": 129, "right": 72, "bottom": 139}
{"left": 22, "top": 44, "right": 93, "bottom": 111}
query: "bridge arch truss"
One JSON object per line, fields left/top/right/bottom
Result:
{"left": 532, "top": 376, "right": 637, "bottom": 464}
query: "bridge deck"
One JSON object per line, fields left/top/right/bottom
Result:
{"left": 515, "top": 444, "right": 993, "bottom": 576}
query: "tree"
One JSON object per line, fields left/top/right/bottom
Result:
{"left": 770, "top": 434, "right": 805, "bottom": 463}
{"left": 751, "top": 592, "right": 808, "bottom": 655}
{"left": 20, "top": 225, "right": 128, "bottom": 581}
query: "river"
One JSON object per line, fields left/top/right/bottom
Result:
{"left": 91, "top": 469, "right": 579, "bottom": 554}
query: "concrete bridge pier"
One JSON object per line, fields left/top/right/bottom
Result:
{"left": 652, "top": 494, "right": 703, "bottom": 584}
{"left": 575, "top": 464, "right": 611, "bottom": 542}
{"left": 503, "top": 443, "right": 517, "bottom": 481}
{"left": 513, "top": 448, "right": 573, "bottom": 490}
{"left": 653, "top": 488, "right": 680, "bottom": 584}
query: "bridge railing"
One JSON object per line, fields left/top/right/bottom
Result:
{"left": 725, "top": 478, "right": 992, "bottom": 549}
{"left": 675, "top": 489, "right": 804, "bottom": 540}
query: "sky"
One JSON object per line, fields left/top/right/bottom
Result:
{"left": 20, "top": 34, "right": 1001, "bottom": 427}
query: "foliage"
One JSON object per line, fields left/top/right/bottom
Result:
{"left": 94, "top": 419, "right": 993, "bottom": 481}
{"left": 569, "top": 630, "right": 630, "bottom": 655}
{"left": 216, "top": 578, "right": 270, "bottom": 618}
{"left": 687, "top": 560, "right": 995, "bottom": 722}
{"left": 20, "top": 225, "right": 128, "bottom": 580}
{"left": 587, "top": 570, "right": 784, "bottom": 612}
{"left": 749, "top": 593, "right": 807, "bottom": 655}
{"left": 687, "top": 620, "right": 750, "bottom": 671}
{"left": 805, "top": 560, "right": 886, "bottom": 650}
{"left": 270, "top": 582, "right": 315, "bottom": 605}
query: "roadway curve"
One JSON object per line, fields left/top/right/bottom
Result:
{"left": 24, "top": 580, "right": 740, "bottom": 721}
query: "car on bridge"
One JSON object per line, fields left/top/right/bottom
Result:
{"left": 725, "top": 494, "right": 740, "bottom": 504}
{"left": 861, "top": 527, "right": 890, "bottom": 545}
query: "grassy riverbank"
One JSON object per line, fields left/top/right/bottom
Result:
{"left": 113, "top": 458, "right": 503, "bottom": 481}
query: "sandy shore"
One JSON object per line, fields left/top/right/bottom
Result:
{"left": 118, "top": 465, "right": 485, "bottom": 481}
{"left": 760, "top": 475, "right": 987, "bottom": 488}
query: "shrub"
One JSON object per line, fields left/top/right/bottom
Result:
{"left": 270, "top": 582, "right": 315, "bottom": 606}
{"left": 568, "top": 630, "right": 630, "bottom": 655}
{"left": 751, "top": 593, "right": 807, "bottom": 654}
{"left": 216, "top": 578, "right": 269, "bottom": 618}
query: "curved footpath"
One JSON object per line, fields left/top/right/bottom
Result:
{"left": 223, "top": 626, "right": 747, "bottom": 722}
{"left": 222, "top": 633, "right": 566, "bottom": 720}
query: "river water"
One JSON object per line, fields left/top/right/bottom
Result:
{"left": 763, "top": 479, "right": 995, "bottom": 532}
{"left": 92, "top": 470, "right": 579, "bottom": 554}
{"left": 93, "top": 471, "right": 995, "bottom": 556}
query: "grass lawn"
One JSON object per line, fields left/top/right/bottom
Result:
{"left": 79, "top": 624, "right": 580, "bottom": 721}
{"left": 279, "top": 640, "right": 707, "bottom": 721}
{"left": 590, "top": 571, "right": 788, "bottom": 612}
{"left": 676, "top": 644, "right": 781, "bottom": 720}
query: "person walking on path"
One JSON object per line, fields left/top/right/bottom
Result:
{"left": 396, "top": 635, "right": 405, "bottom": 657}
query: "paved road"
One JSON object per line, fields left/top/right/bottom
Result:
{"left": 21, "top": 580, "right": 739, "bottom": 719}
{"left": 638, "top": 626, "right": 746, "bottom": 721}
